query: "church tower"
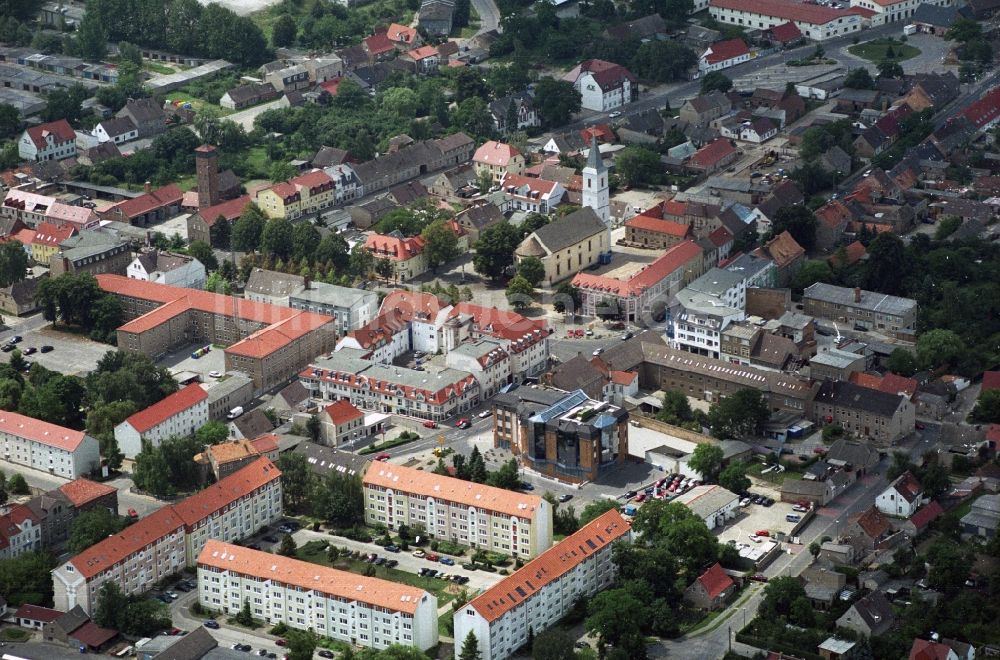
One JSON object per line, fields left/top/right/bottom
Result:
{"left": 582, "top": 135, "right": 609, "bottom": 225}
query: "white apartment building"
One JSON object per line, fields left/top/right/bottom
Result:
{"left": 52, "top": 457, "right": 282, "bottom": 613}
{"left": 563, "top": 60, "right": 637, "bottom": 112}
{"left": 18, "top": 120, "right": 77, "bottom": 161}
{"left": 0, "top": 505, "right": 41, "bottom": 560}
{"left": 445, "top": 339, "right": 511, "bottom": 399}
{"left": 113, "top": 383, "right": 209, "bottom": 458}
{"left": 197, "top": 540, "right": 438, "bottom": 651}
{"left": 0, "top": 410, "right": 100, "bottom": 479}
{"left": 127, "top": 250, "right": 207, "bottom": 290}
{"left": 850, "top": 0, "right": 947, "bottom": 24}
{"left": 709, "top": 0, "right": 864, "bottom": 41}
{"left": 876, "top": 472, "right": 923, "bottom": 518}
{"left": 671, "top": 268, "right": 748, "bottom": 359}
{"left": 454, "top": 510, "right": 631, "bottom": 660}
{"left": 363, "top": 462, "right": 553, "bottom": 559}
{"left": 288, "top": 282, "right": 379, "bottom": 337}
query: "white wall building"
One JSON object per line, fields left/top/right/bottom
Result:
{"left": 288, "top": 282, "right": 378, "bottom": 337}
{"left": 673, "top": 485, "right": 740, "bottom": 530}
{"left": 113, "top": 383, "right": 209, "bottom": 458}
{"left": 709, "top": 0, "right": 864, "bottom": 41}
{"left": 0, "top": 411, "right": 100, "bottom": 479}
{"left": 198, "top": 540, "right": 438, "bottom": 651}
{"left": 444, "top": 339, "right": 511, "bottom": 399}
{"left": 454, "top": 510, "right": 631, "bottom": 660}
{"left": 0, "top": 505, "right": 41, "bottom": 560}
{"left": 850, "top": 0, "right": 946, "bottom": 24}
{"left": 671, "top": 267, "right": 748, "bottom": 359}
{"left": 127, "top": 251, "right": 207, "bottom": 290}
{"left": 18, "top": 120, "right": 77, "bottom": 161}
{"left": 564, "top": 60, "right": 637, "bottom": 112}
{"left": 875, "top": 471, "right": 923, "bottom": 518}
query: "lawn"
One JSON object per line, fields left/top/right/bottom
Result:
{"left": 143, "top": 60, "right": 177, "bottom": 75}
{"left": 162, "top": 91, "right": 233, "bottom": 116}
{"left": 748, "top": 461, "right": 803, "bottom": 485}
{"left": 848, "top": 39, "right": 920, "bottom": 63}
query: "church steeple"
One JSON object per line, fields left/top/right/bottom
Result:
{"left": 582, "top": 135, "right": 609, "bottom": 225}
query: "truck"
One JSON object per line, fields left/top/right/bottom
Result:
{"left": 226, "top": 406, "right": 244, "bottom": 420}
{"left": 903, "top": 24, "right": 917, "bottom": 35}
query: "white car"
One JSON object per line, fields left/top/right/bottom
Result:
{"left": 478, "top": 410, "right": 492, "bottom": 418}
{"left": 208, "top": 370, "right": 222, "bottom": 378}
{"left": 609, "top": 111, "right": 622, "bottom": 118}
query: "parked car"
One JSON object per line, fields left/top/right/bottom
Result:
{"left": 755, "top": 530, "right": 770, "bottom": 537}
{"left": 275, "top": 640, "right": 287, "bottom": 647}
{"left": 9, "top": 336, "right": 21, "bottom": 344}
{"left": 750, "top": 574, "right": 769, "bottom": 583}
{"left": 425, "top": 553, "right": 440, "bottom": 562}
{"left": 592, "top": 347, "right": 604, "bottom": 356}
{"left": 385, "top": 545, "right": 400, "bottom": 553}
{"left": 624, "top": 490, "right": 636, "bottom": 499}
{"left": 786, "top": 514, "right": 802, "bottom": 523}
{"left": 40, "top": 345, "right": 53, "bottom": 353}
{"left": 1, "top": 345, "right": 14, "bottom": 353}
{"left": 22, "top": 347, "right": 35, "bottom": 355}
{"left": 439, "top": 557, "right": 455, "bottom": 566}
{"left": 762, "top": 498, "right": 774, "bottom": 507}
{"left": 385, "top": 559, "right": 398, "bottom": 568}
{"left": 634, "top": 493, "right": 646, "bottom": 503}
{"left": 374, "top": 557, "right": 386, "bottom": 566}
{"left": 423, "top": 420, "right": 438, "bottom": 429}
{"left": 456, "top": 418, "right": 471, "bottom": 429}
{"left": 558, "top": 494, "right": 573, "bottom": 503}
{"left": 519, "top": 482, "right": 535, "bottom": 491}
{"left": 318, "top": 651, "right": 334, "bottom": 658}
{"left": 412, "top": 550, "right": 426, "bottom": 558}
{"left": 916, "top": 422, "right": 926, "bottom": 430}
{"left": 204, "top": 620, "right": 220, "bottom": 629}
{"left": 375, "top": 453, "right": 391, "bottom": 461}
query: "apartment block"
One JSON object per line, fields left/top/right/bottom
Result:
{"left": 113, "top": 383, "right": 209, "bottom": 458}
{"left": 0, "top": 410, "right": 100, "bottom": 479}
{"left": 454, "top": 510, "right": 631, "bottom": 660}
{"left": 197, "top": 541, "right": 438, "bottom": 651}
{"left": 362, "top": 462, "right": 553, "bottom": 559}
{"left": 52, "top": 457, "right": 282, "bottom": 614}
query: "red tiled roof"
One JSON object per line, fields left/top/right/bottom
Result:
{"left": 364, "top": 32, "right": 394, "bottom": 55}
{"left": 0, "top": 410, "right": 87, "bottom": 452}
{"left": 324, "top": 399, "right": 364, "bottom": 426}
{"left": 67, "top": 505, "right": 186, "bottom": 579}
{"left": 408, "top": 45, "right": 439, "bottom": 60}
{"left": 451, "top": 302, "right": 548, "bottom": 351}
{"left": 708, "top": 225, "right": 733, "bottom": 247}
{"left": 387, "top": 23, "right": 417, "bottom": 43}
{"left": 697, "top": 562, "right": 735, "bottom": 599}
{"left": 704, "top": 39, "right": 749, "bottom": 65}
{"left": 171, "top": 457, "right": 281, "bottom": 527}
{"left": 291, "top": 169, "right": 333, "bottom": 191}
{"left": 266, "top": 181, "right": 300, "bottom": 202}
{"left": 982, "top": 371, "right": 1000, "bottom": 392}
{"left": 689, "top": 138, "right": 736, "bottom": 170}
{"left": 909, "top": 639, "right": 954, "bottom": 660}
{"left": 853, "top": 506, "right": 890, "bottom": 539}
{"left": 501, "top": 173, "right": 558, "bottom": 197}
{"left": 609, "top": 370, "right": 636, "bottom": 385}
{"left": 769, "top": 21, "right": 802, "bottom": 42}
{"left": 880, "top": 372, "right": 918, "bottom": 397}
{"left": 70, "top": 620, "right": 118, "bottom": 647}
{"left": 123, "top": 383, "right": 208, "bottom": 434}
{"left": 0, "top": 504, "right": 38, "bottom": 551}
{"left": 25, "top": 120, "right": 75, "bottom": 149}
{"left": 250, "top": 433, "right": 280, "bottom": 455}
{"left": 467, "top": 510, "right": 631, "bottom": 622}
{"left": 963, "top": 86, "right": 1000, "bottom": 129}
{"left": 32, "top": 222, "right": 75, "bottom": 246}
{"left": 58, "top": 479, "right": 116, "bottom": 507}
{"left": 364, "top": 233, "right": 426, "bottom": 261}
{"left": 572, "top": 240, "right": 703, "bottom": 298}
{"left": 710, "top": 0, "right": 862, "bottom": 24}
{"left": 198, "top": 195, "right": 251, "bottom": 225}
{"left": 575, "top": 59, "right": 636, "bottom": 90}
{"left": 15, "top": 604, "right": 64, "bottom": 622}
{"left": 580, "top": 124, "right": 614, "bottom": 144}
{"left": 908, "top": 500, "right": 943, "bottom": 531}
{"left": 625, "top": 214, "right": 692, "bottom": 237}
{"left": 473, "top": 141, "right": 522, "bottom": 167}
{"left": 319, "top": 78, "right": 341, "bottom": 96}
{"left": 816, "top": 200, "right": 851, "bottom": 228}
{"left": 111, "top": 184, "right": 183, "bottom": 220}
{"left": 891, "top": 471, "right": 923, "bottom": 502}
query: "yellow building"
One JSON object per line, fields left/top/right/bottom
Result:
{"left": 30, "top": 222, "right": 76, "bottom": 264}
{"left": 515, "top": 207, "right": 609, "bottom": 286}
{"left": 256, "top": 181, "right": 302, "bottom": 220}
{"left": 473, "top": 140, "right": 525, "bottom": 184}
{"left": 362, "top": 462, "right": 553, "bottom": 559}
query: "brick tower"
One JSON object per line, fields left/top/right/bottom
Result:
{"left": 195, "top": 144, "right": 220, "bottom": 208}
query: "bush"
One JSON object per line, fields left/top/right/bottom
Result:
{"left": 435, "top": 540, "right": 466, "bottom": 556}
{"left": 269, "top": 622, "right": 289, "bottom": 636}
{"left": 1, "top": 628, "right": 30, "bottom": 641}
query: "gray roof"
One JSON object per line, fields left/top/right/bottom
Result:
{"left": 526, "top": 207, "right": 607, "bottom": 254}
{"left": 456, "top": 204, "right": 503, "bottom": 230}
{"left": 585, "top": 135, "right": 605, "bottom": 173}
{"left": 725, "top": 253, "right": 773, "bottom": 281}
{"left": 803, "top": 283, "right": 916, "bottom": 317}
{"left": 815, "top": 380, "right": 906, "bottom": 417}
{"left": 224, "top": 82, "right": 276, "bottom": 105}
{"left": 841, "top": 591, "right": 894, "bottom": 632}
{"left": 231, "top": 409, "right": 275, "bottom": 439}
{"left": 312, "top": 146, "right": 350, "bottom": 168}
{"left": 493, "top": 387, "right": 567, "bottom": 417}
{"left": 152, "top": 626, "right": 217, "bottom": 660}
{"left": 204, "top": 374, "right": 253, "bottom": 404}
{"left": 292, "top": 441, "right": 371, "bottom": 479}
{"left": 686, "top": 267, "right": 745, "bottom": 297}
{"left": 52, "top": 605, "right": 89, "bottom": 635}
{"left": 245, "top": 268, "right": 306, "bottom": 298}
{"left": 811, "top": 348, "right": 865, "bottom": 369}
{"left": 548, "top": 355, "right": 605, "bottom": 399}
{"left": 781, "top": 480, "right": 832, "bottom": 497}
{"left": 274, "top": 380, "right": 310, "bottom": 408}
{"left": 674, "top": 485, "right": 738, "bottom": 519}
{"left": 777, "top": 311, "right": 812, "bottom": 330}
{"left": 289, "top": 282, "right": 375, "bottom": 309}
{"left": 597, "top": 329, "right": 664, "bottom": 372}
{"left": 972, "top": 493, "right": 1000, "bottom": 515}
{"left": 98, "top": 116, "right": 136, "bottom": 138}
{"left": 57, "top": 229, "right": 125, "bottom": 260}
{"left": 311, "top": 351, "right": 474, "bottom": 392}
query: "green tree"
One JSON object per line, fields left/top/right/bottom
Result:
{"left": 0, "top": 103, "right": 20, "bottom": 140}
{"left": 210, "top": 214, "right": 232, "bottom": 249}
{"left": 205, "top": 271, "right": 232, "bottom": 295}
{"left": 272, "top": 14, "right": 297, "bottom": 47}
{"left": 791, "top": 259, "right": 833, "bottom": 293}
{"left": 235, "top": 598, "right": 255, "bottom": 627}
{"left": 261, "top": 217, "right": 294, "bottom": 261}
{"left": 771, "top": 206, "right": 817, "bottom": 251}
{"left": 421, "top": 219, "right": 461, "bottom": 272}
{"left": 615, "top": 145, "right": 663, "bottom": 188}
{"left": 700, "top": 71, "right": 732, "bottom": 94}
{"left": 505, "top": 274, "right": 535, "bottom": 309}
{"left": 75, "top": 11, "right": 108, "bottom": 61}
{"left": 0, "top": 240, "right": 28, "bottom": 288}
{"left": 708, "top": 388, "right": 770, "bottom": 439}
{"left": 688, "top": 444, "right": 724, "bottom": 482}
{"left": 516, "top": 256, "right": 545, "bottom": 287}
{"left": 553, "top": 282, "right": 580, "bottom": 314}
{"left": 195, "top": 421, "right": 229, "bottom": 445}
{"left": 718, "top": 462, "right": 751, "bottom": 494}
{"left": 531, "top": 628, "right": 575, "bottom": 660}
{"left": 915, "top": 329, "right": 966, "bottom": 370}
{"left": 658, "top": 390, "right": 694, "bottom": 426}
{"left": 863, "top": 233, "right": 907, "bottom": 295}
{"left": 7, "top": 473, "right": 27, "bottom": 495}
{"left": 972, "top": 389, "right": 1000, "bottom": 423}
{"left": 232, "top": 204, "right": 266, "bottom": 252}
{"left": 586, "top": 588, "right": 649, "bottom": 659}
{"left": 760, "top": 576, "right": 807, "bottom": 618}
{"left": 42, "top": 83, "right": 89, "bottom": 124}
{"left": 132, "top": 439, "right": 176, "bottom": 496}
{"left": 473, "top": 221, "right": 521, "bottom": 280}
{"left": 306, "top": 414, "right": 321, "bottom": 442}
{"left": 68, "top": 508, "right": 126, "bottom": 554}
{"left": 534, "top": 78, "right": 582, "bottom": 127}
{"left": 877, "top": 59, "right": 904, "bottom": 79}
{"left": 269, "top": 160, "right": 297, "bottom": 183}
{"left": 93, "top": 581, "right": 129, "bottom": 630}
{"left": 451, "top": 97, "right": 495, "bottom": 140}
{"left": 291, "top": 222, "right": 321, "bottom": 264}
{"left": 578, "top": 499, "right": 620, "bottom": 526}
{"left": 843, "top": 67, "right": 876, "bottom": 90}
{"left": 631, "top": 40, "right": 697, "bottom": 83}
{"left": 314, "top": 233, "right": 350, "bottom": 273}
{"left": 279, "top": 533, "right": 297, "bottom": 556}
{"left": 458, "top": 631, "right": 482, "bottom": 660}
{"left": 188, "top": 240, "right": 218, "bottom": 272}
{"left": 278, "top": 452, "right": 313, "bottom": 512}
{"left": 0, "top": 551, "right": 55, "bottom": 606}
{"left": 887, "top": 347, "right": 917, "bottom": 377}
{"left": 286, "top": 629, "right": 317, "bottom": 660}
{"left": 947, "top": 18, "right": 981, "bottom": 43}
{"left": 486, "top": 458, "right": 521, "bottom": 490}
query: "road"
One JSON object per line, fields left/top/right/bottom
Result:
{"left": 172, "top": 588, "right": 288, "bottom": 656}
{"left": 469, "top": 0, "right": 500, "bottom": 36}
{"left": 222, "top": 98, "right": 285, "bottom": 131}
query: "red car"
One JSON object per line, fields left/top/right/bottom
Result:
{"left": 127, "top": 508, "right": 138, "bottom": 518}
{"left": 423, "top": 420, "right": 438, "bottom": 429}
{"left": 634, "top": 493, "right": 646, "bottom": 503}
{"left": 456, "top": 418, "right": 471, "bottom": 429}
{"left": 425, "top": 553, "right": 440, "bottom": 562}
{"left": 375, "top": 453, "right": 391, "bottom": 461}
{"left": 276, "top": 639, "right": 287, "bottom": 647}
{"left": 755, "top": 530, "right": 770, "bottom": 537}
{"left": 916, "top": 422, "right": 926, "bottom": 430}
{"left": 750, "top": 574, "right": 769, "bottom": 583}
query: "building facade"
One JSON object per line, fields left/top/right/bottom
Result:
{"left": 709, "top": 0, "right": 864, "bottom": 41}
{"left": 363, "top": 462, "right": 553, "bottom": 559}
{"left": 113, "top": 383, "right": 210, "bottom": 458}
{"left": 515, "top": 208, "right": 609, "bottom": 286}
{"left": 802, "top": 283, "right": 917, "bottom": 334}
{"left": 812, "top": 380, "right": 915, "bottom": 445}
{"left": 288, "top": 283, "right": 378, "bottom": 337}
{"left": 0, "top": 411, "right": 100, "bottom": 479}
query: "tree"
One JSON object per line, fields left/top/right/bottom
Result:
{"left": 972, "top": 389, "right": 1000, "bottom": 423}
{"left": 232, "top": 204, "right": 266, "bottom": 252}
{"left": 306, "top": 415, "right": 321, "bottom": 442}
{"left": 286, "top": 630, "right": 317, "bottom": 660}
{"left": 235, "top": 598, "right": 255, "bottom": 627}
{"left": 844, "top": 67, "right": 876, "bottom": 90}
{"left": 791, "top": 259, "right": 833, "bottom": 293}
{"left": 553, "top": 282, "right": 580, "bottom": 314}
{"left": 451, "top": 97, "right": 495, "bottom": 140}
{"left": 205, "top": 272, "right": 232, "bottom": 295}
{"left": 0, "top": 550, "right": 56, "bottom": 606}
{"left": 93, "top": 582, "right": 129, "bottom": 630}
{"left": 505, "top": 274, "right": 535, "bottom": 309}
{"left": 188, "top": 240, "right": 218, "bottom": 272}
{"left": 700, "top": 71, "right": 732, "bottom": 94}
{"left": 531, "top": 628, "right": 575, "bottom": 660}
{"left": 516, "top": 256, "right": 545, "bottom": 287}
{"left": 7, "top": 473, "right": 27, "bottom": 495}
{"left": 718, "top": 462, "right": 751, "bottom": 494}
{"left": 210, "top": 214, "right": 232, "bottom": 249}
{"left": 75, "top": 12, "right": 108, "bottom": 61}
{"left": 915, "top": 329, "right": 966, "bottom": 370}
{"left": 487, "top": 458, "right": 521, "bottom": 490}
{"left": 0, "top": 103, "right": 20, "bottom": 140}
{"left": 708, "top": 388, "right": 770, "bottom": 439}
{"left": 473, "top": 221, "right": 520, "bottom": 280}
{"left": 771, "top": 206, "right": 817, "bottom": 251}
{"left": 375, "top": 258, "right": 395, "bottom": 282}
{"left": 68, "top": 508, "right": 126, "bottom": 554}
{"left": 947, "top": 18, "right": 981, "bottom": 43}
{"left": 261, "top": 217, "right": 294, "bottom": 261}
{"left": 421, "top": 219, "right": 461, "bottom": 272}
{"left": 42, "top": 83, "right": 88, "bottom": 125}
{"left": 863, "top": 233, "right": 907, "bottom": 295}
{"left": 458, "top": 631, "right": 482, "bottom": 660}
{"left": 877, "top": 59, "right": 904, "bottom": 79}
{"left": 314, "top": 233, "right": 350, "bottom": 273}
{"left": 279, "top": 533, "right": 297, "bottom": 556}
{"left": 272, "top": 14, "right": 297, "bottom": 47}
{"left": 887, "top": 347, "right": 917, "bottom": 377}
{"left": 278, "top": 452, "right": 313, "bottom": 512}
{"left": 631, "top": 41, "right": 697, "bottom": 83}
{"left": 760, "top": 576, "right": 807, "bottom": 618}
{"left": 195, "top": 421, "right": 229, "bottom": 446}
{"left": 615, "top": 145, "right": 662, "bottom": 188}
{"left": 534, "top": 78, "right": 582, "bottom": 127}
{"left": 579, "top": 499, "right": 620, "bottom": 526}
{"left": 586, "top": 588, "right": 649, "bottom": 659}
{"left": 0, "top": 240, "right": 27, "bottom": 288}
{"left": 688, "top": 444, "right": 724, "bottom": 482}
{"left": 658, "top": 390, "right": 694, "bottom": 426}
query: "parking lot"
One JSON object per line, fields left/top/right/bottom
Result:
{"left": 0, "top": 324, "right": 113, "bottom": 376}
{"left": 157, "top": 342, "right": 227, "bottom": 381}
{"left": 716, "top": 484, "right": 807, "bottom": 546}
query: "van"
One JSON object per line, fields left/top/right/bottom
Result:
{"left": 226, "top": 406, "right": 244, "bottom": 420}
{"left": 786, "top": 513, "right": 802, "bottom": 523}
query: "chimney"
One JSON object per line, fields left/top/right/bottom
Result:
{"left": 854, "top": 287, "right": 861, "bottom": 303}
{"left": 304, "top": 274, "right": 311, "bottom": 290}
{"left": 144, "top": 181, "right": 151, "bottom": 194}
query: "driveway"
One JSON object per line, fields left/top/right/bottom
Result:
{"left": 225, "top": 98, "right": 285, "bottom": 131}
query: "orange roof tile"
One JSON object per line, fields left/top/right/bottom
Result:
{"left": 123, "top": 383, "right": 208, "bottom": 434}
{"left": 473, "top": 141, "right": 522, "bottom": 167}
{"left": 364, "top": 462, "right": 544, "bottom": 518}
{"left": 250, "top": 433, "right": 280, "bottom": 455}
{"left": 0, "top": 410, "right": 87, "bottom": 452}
{"left": 572, "top": 240, "right": 702, "bottom": 298}
{"left": 386, "top": 23, "right": 417, "bottom": 43}
{"left": 32, "top": 222, "right": 75, "bottom": 246}
{"left": 67, "top": 506, "right": 186, "bottom": 579}
{"left": 625, "top": 214, "right": 692, "bottom": 236}
{"left": 609, "top": 370, "right": 636, "bottom": 385}
{"left": 198, "top": 540, "right": 428, "bottom": 614}
{"left": 207, "top": 440, "right": 261, "bottom": 466}
{"left": 172, "top": 457, "right": 281, "bottom": 526}
{"left": 364, "top": 233, "right": 426, "bottom": 262}
{"left": 689, "top": 138, "right": 736, "bottom": 170}
{"left": 58, "top": 479, "right": 116, "bottom": 507}
{"left": 696, "top": 562, "right": 735, "bottom": 599}
{"left": 500, "top": 173, "right": 558, "bottom": 196}
{"left": 324, "top": 400, "right": 364, "bottom": 426}
{"left": 467, "top": 510, "right": 630, "bottom": 622}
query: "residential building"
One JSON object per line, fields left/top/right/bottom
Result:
{"left": 803, "top": 283, "right": 918, "bottom": 334}
{"left": 42, "top": 606, "right": 117, "bottom": 651}
{"left": 674, "top": 485, "right": 740, "bottom": 529}
{"left": 0, "top": 410, "right": 100, "bottom": 479}
{"left": 204, "top": 373, "right": 255, "bottom": 422}
{"left": 688, "top": 138, "right": 739, "bottom": 173}
{"left": 454, "top": 204, "right": 504, "bottom": 242}
{"left": 849, "top": 0, "right": 930, "bottom": 25}
{"left": 116, "top": 98, "right": 166, "bottom": 139}
{"left": 444, "top": 339, "right": 511, "bottom": 399}
{"left": 812, "top": 380, "right": 914, "bottom": 445}
{"left": 16, "top": 605, "right": 65, "bottom": 630}
{"left": 127, "top": 250, "right": 206, "bottom": 290}
{"left": 454, "top": 510, "right": 631, "bottom": 660}
{"left": 810, "top": 347, "right": 866, "bottom": 382}
{"left": 318, "top": 400, "right": 366, "bottom": 446}
{"left": 93, "top": 116, "right": 137, "bottom": 145}
{"left": 364, "top": 233, "right": 429, "bottom": 282}
{"left": 202, "top": 439, "right": 267, "bottom": 480}
{"left": 19, "top": 119, "right": 76, "bottom": 161}
{"left": 418, "top": 0, "right": 454, "bottom": 36}
{"left": 0, "top": 277, "right": 42, "bottom": 317}
{"left": 960, "top": 494, "right": 1000, "bottom": 539}
{"left": 219, "top": 82, "right": 278, "bottom": 110}
{"left": 97, "top": 275, "right": 338, "bottom": 394}
{"left": 876, "top": 471, "right": 923, "bottom": 518}
{"left": 515, "top": 207, "right": 608, "bottom": 286}
{"left": 289, "top": 282, "right": 378, "bottom": 337}
{"left": 256, "top": 170, "right": 335, "bottom": 220}
{"left": 292, "top": 441, "right": 371, "bottom": 481}
{"left": 100, "top": 184, "right": 183, "bottom": 227}
{"left": 671, "top": 267, "right": 748, "bottom": 359}
{"left": 625, "top": 205, "right": 696, "bottom": 249}
{"left": 908, "top": 638, "right": 975, "bottom": 660}
{"left": 113, "top": 383, "right": 210, "bottom": 459}
{"left": 363, "top": 462, "right": 553, "bottom": 558}
{"left": 403, "top": 46, "right": 440, "bottom": 73}
{"left": 352, "top": 134, "right": 474, "bottom": 198}
{"left": 709, "top": 0, "right": 864, "bottom": 41}
{"left": 836, "top": 591, "right": 895, "bottom": 637}
{"left": 499, "top": 174, "right": 565, "bottom": 215}
{"left": 563, "top": 59, "right": 636, "bottom": 112}
{"left": 26, "top": 222, "right": 75, "bottom": 264}
{"left": 699, "top": 38, "right": 751, "bottom": 73}
{"left": 185, "top": 195, "right": 252, "bottom": 247}
{"left": 494, "top": 388, "right": 628, "bottom": 483}
{"left": 684, "top": 563, "right": 736, "bottom": 610}
{"left": 679, "top": 92, "right": 734, "bottom": 128}
{"left": 573, "top": 240, "right": 704, "bottom": 322}
{"left": 25, "top": 479, "right": 117, "bottom": 549}
{"left": 2, "top": 188, "right": 59, "bottom": 228}
{"left": 752, "top": 230, "right": 805, "bottom": 286}
{"left": 262, "top": 63, "right": 310, "bottom": 92}
{"left": 473, "top": 141, "right": 525, "bottom": 184}
{"left": 229, "top": 410, "right": 275, "bottom": 441}
{"left": 49, "top": 230, "right": 130, "bottom": 277}
{"left": 45, "top": 201, "right": 99, "bottom": 232}
{"left": 244, "top": 269, "right": 306, "bottom": 307}
{"left": 489, "top": 93, "right": 539, "bottom": 134}
{"left": 52, "top": 457, "right": 282, "bottom": 614}
{"left": 0, "top": 505, "right": 40, "bottom": 560}
{"left": 198, "top": 540, "right": 438, "bottom": 651}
